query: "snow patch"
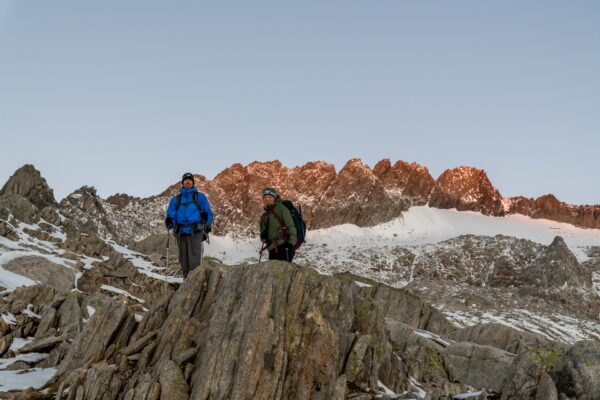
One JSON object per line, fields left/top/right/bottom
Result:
{"left": 0, "top": 352, "right": 48, "bottom": 370}
{"left": 23, "top": 304, "right": 41, "bottom": 319}
{"left": 1, "top": 312, "right": 17, "bottom": 325}
{"left": 0, "top": 367, "right": 56, "bottom": 391}
{"left": 100, "top": 284, "right": 146, "bottom": 304}
{"left": 409, "top": 377, "right": 427, "bottom": 399}
{"left": 87, "top": 305, "right": 96, "bottom": 318}
{"left": 378, "top": 380, "right": 399, "bottom": 397}
{"left": 413, "top": 329, "right": 453, "bottom": 347}
{"left": 454, "top": 391, "right": 484, "bottom": 399}
{"left": 8, "top": 337, "right": 34, "bottom": 352}
{"left": 107, "top": 240, "right": 183, "bottom": 284}
{"left": 442, "top": 308, "right": 600, "bottom": 344}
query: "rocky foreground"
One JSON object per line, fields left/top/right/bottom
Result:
{"left": 1, "top": 261, "right": 599, "bottom": 400}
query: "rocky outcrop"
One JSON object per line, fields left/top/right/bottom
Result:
{"left": 448, "top": 323, "right": 565, "bottom": 355}
{"left": 405, "top": 234, "right": 592, "bottom": 293}
{"left": 59, "top": 186, "right": 114, "bottom": 237}
{"left": 444, "top": 342, "right": 516, "bottom": 393}
{"left": 428, "top": 166, "right": 505, "bottom": 216}
{"left": 499, "top": 341, "right": 600, "bottom": 400}
{"left": 519, "top": 236, "right": 592, "bottom": 289}
{"left": 0, "top": 193, "right": 39, "bottom": 225}
{"left": 336, "top": 273, "right": 454, "bottom": 335}
{"left": 508, "top": 194, "right": 600, "bottom": 230}
{"left": 373, "top": 159, "right": 435, "bottom": 203}
{"left": 35, "top": 261, "right": 467, "bottom": 399}
{"left": 2, "top": 256, "right": 76, "bottom": 293}
{"left": 0, "top": 164, "right": 57, "bottom": 210}
{"left": 56, "top": 301, "right": 132, "bottom": 379}
{"left": 314, "top": 159, "right": 411, "bottom": 227}
{"left": 552, "top": 340, "right": 600, "bottom": 399}
{"left": 1, "top": 260, "right": 600, "bottom": 399}
{"left": 0, "top": 219, "right": 19, "bottom": 241}
{"left": 77, "top": 252, "right": 177, "bottom": 309}
{"left": 105, "top": 193, "right": 139, "bottom": 210}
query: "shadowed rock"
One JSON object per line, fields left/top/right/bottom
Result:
{"left": 0, "top": 164, "right": 57, "bottom": 210}
{"left": 520, "top": 236, "right": 592, "bottom": 289}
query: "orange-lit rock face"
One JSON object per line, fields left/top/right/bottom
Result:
{"left": 428, "top": 166, "right": 505, "bottom": 216}
{"left": 153, "top": 159, "right": 600, "bottom": 235}
{"left": 507, "top": 194, "right": 600, "bottom": 229}
{"left": 3, "top": 160, "right": 600, "bottom": 242}
{"left": 157, "top": 158, "right": 435, "bottom": 234}
{"left": 373, "top": 159, "right": 435, "bottom": 202}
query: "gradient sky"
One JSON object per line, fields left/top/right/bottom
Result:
{"left": 0, "top": 1, "right": 598, "bottom": 204}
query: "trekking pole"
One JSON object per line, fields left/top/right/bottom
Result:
{"left": 200, "top": 241, "right": 204, "bottom": 267}
{"left": 259, "top": 242, "right": 268, "bottom": 263}
{"left": 166, "top": 228, "right": 170, "bottom": 269}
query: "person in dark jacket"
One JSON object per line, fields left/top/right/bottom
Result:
{"left": 260, "top": 187, "right": 297, "bottom": 262}
{"left": 165, "top": 172, "right": 214, "bottom": 277}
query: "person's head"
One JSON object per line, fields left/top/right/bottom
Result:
{"left": 181, "top": 172, "right": 194, "bottom": 189}
{"left": 262, "top": 187, "right": 277, "bottom": 206}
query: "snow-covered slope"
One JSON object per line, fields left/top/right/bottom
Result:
{"left": 203, "top": 206, "right": 600, "bottom": 265}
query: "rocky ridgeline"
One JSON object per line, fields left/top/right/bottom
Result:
{"left": 1, "top": 262, "right": 599, "bottom": 399}
{"left": 3, "top": 159, "right": 595, "bottom": 242}
{"left": 159, "top": 159, "right": 600, "bottom": 232}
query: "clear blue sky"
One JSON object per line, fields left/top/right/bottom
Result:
{"left": 0, "top": 1, "right": 598, "bottom": 204}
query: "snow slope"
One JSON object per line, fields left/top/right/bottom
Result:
{"left": 202, "top": 206, "right": 600, "bottom": 265}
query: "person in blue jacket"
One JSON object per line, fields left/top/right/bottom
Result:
{"left": 165, "top": 172, "right": 214, "bottom": 278}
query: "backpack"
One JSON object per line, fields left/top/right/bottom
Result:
{"left": 175, "top": 192, "right": 209, "bottom": 224}
{"left": 281, "top": 200, "right": 307, "bottom": 249}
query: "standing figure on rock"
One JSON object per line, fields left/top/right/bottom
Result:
{"left": 260, "top": 187, "right": 297, "bottom": 262}
{"left": 165, "top": 172, "right": 214, "bottom": 278}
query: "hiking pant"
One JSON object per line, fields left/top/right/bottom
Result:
{"left": 177, "top": 233, "right": 203, "bottom": 278}
{"left": 269, "top": 243, "right": 295, "bottom": 262}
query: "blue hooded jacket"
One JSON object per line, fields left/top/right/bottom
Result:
{"left": 166, "top": 187, "right": 214, "bottom": 235}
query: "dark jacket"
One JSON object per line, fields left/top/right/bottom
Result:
{"left": 260, "top": 199, "right": 297, "bottom": 250}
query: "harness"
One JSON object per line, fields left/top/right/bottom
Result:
{"left": 259, "top": 209, "right": 289, "bottom": 256}
{"left": 174, "top": 192, "right": 209, "bottom": 252}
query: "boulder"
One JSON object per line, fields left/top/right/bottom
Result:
{"left": 444, "top": 342, "right": 516, "bottom": 393}
{"left": 3, "top": 256, "right": 75, "bottom": 293}
{"left": 56, "top": 301, "right": 130, "bottom": 379}
{"left": 500, "top": 347, "right": 566, "bottom": 400}
{"left": 552, "top": 340, "right": 600, "bottom": 399}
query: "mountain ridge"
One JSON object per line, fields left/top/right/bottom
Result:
{"left": 2, "top": 160, "right": 599, "bottom": 244}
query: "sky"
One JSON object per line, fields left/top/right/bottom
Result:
{"left": 0, "top": 1, "right": 598, "bottom": 204}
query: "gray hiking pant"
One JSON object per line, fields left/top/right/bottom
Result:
{"left": 177, "top": 233, "right": 203, "bottom": 278}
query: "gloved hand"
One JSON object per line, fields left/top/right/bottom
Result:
{"left": 165, "top": 216, "right": 174, "bottom": 230}
{"left": 204, "top": 224, "right": 212, "bottom": 233}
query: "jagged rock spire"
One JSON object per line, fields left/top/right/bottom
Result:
{"left": 0, "top": 164, "right": 58, "bottom": 210}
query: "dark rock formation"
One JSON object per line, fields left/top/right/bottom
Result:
{"left": 0, "top": 164, "right": 57, "bottom": 210}
{"left": 519, "top": 236, "right": 592, "bottom": 289}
